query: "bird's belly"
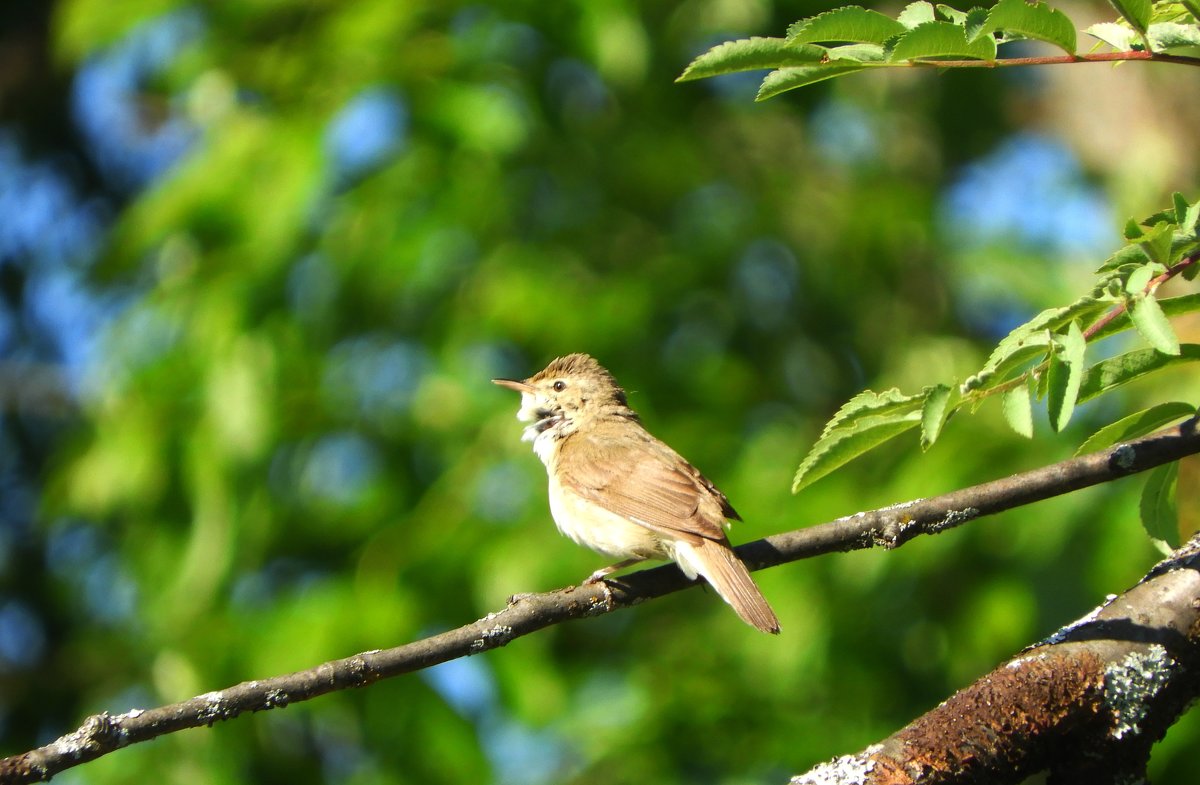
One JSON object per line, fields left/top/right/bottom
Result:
{"left": 547, "top": 480, "right": 667, "bottom": 561}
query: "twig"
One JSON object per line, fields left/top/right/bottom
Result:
{"left": 907, "top": 50, "right": 1200, "bottom": 69}
{"left": 1084, "top": 252, "right": 1200, "bottom": 341}
{"left": 2, "top": 418, "right": 1198, "bottom": 784}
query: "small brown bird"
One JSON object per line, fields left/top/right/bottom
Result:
{"left": 493, "top": 353, "right": 780, "bottom": 633}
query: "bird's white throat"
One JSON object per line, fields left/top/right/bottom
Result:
{"left": 515, "top": 392, "right": 564, "bottom": 465}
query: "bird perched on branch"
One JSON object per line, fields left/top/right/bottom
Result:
{"left": 493, "top": 353, "right": 779, "bottom": 634}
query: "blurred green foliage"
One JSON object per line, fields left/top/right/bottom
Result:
{"left": 5, "top": 0, "right": 1197, "bottom": 782}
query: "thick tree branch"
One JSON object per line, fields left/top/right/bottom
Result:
{"left": 792, "top": 529, "right": 1200, "bottom": 785}
{"left": 3, "top": 418, "right": 1198, "bottom": 783}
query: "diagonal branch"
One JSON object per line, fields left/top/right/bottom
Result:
{"left": 3, "top": 418, "right": 1198, "bottom": 784}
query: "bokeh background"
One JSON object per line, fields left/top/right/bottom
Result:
{"left": 1, "top": 0, "right": 1199, "bottom": 782}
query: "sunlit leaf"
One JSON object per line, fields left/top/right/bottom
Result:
{"left": 794, "top": 388, "right": 926, "bottom": 491}
{"left": 974, "top": 0, "right": 1077, "bottom": 53}
{"left": 890, "top": 20, "right": 998, "bottom": 60}
{"left": 677, "top": 37, "right": 826, "bottom": 81}
{"left": 1046, "top": 321, "right": 1085, "bottom": 432}
{"left": 1109, "top": 0, "right": 1152, "bottom": 34}
{"left": 963, "top": 295, "right": 1111, "bottom": 392}
{"left": 1140, "top": 462, "right": 1180, "bottom": 551}
{"left": 1147, "top": 20, "right": 1200, "bottom": 49}
{"left": 1002, "top": 378, "right": 1035, "bottom": 439}
{"left": 1086, "top": 21, "right": 1141, "bottom": 50}
{"left": 963, "top": 333, "right": 1052, "bottom": 393}
{"left": 1129, "top": 294, "right": 1182, "bottom": 355}
{"left": 817, "top": 388, "right": 924, "bottom": 436}
{"left": 1136, "top": 221, "right": 1175, "bottom": 264}
{"left": 1173, "top": 192, "right": 1191, "bottom": 225}
{"left": 1078, "top": 344, "right": 1200, "bottom": 402}
{"left": 788, "top": 6, "right": 908, "bottom": 44}
{"left": 1124, "top": 261, "right": 1164, "bottom": 294}
{"left": 792, "top": 415, "right": 921, "bottom": 492}
{"left": 935, "top": 4, "right": 988, "bottom": 28}
{"left": 826, "top": 43, "right": 889, "bottom": 61}
{"left": 920, "top": 383, "right": 961, "bottom": 450}
{"left": 757, "top": 63, "right": 871, "bottom": 99}
{"left": 898, "top": 1, "right": 938, "bottom": 28}
{"left": 1075, "top": 401, "right": 1196, "bottom": 456}
{"left": 1184, "top": 194, "right": 1200, "bottom": 234}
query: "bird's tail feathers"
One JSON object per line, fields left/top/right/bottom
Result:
{"left": 673, "top": 539, "right": 780, "bottom": 634}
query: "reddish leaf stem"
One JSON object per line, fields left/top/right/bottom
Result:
{"left": 1084, "top": 252, "right": 1200, "bottom": 341}
{"left": 911, "top": 50, "right": 1200, "bottom": 69}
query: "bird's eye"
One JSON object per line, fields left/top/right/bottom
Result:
{"left": 552, "top": 380, "right": 566, "bottom": 392}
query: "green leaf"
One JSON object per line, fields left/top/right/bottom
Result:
{"left": 1184, "top": 194, "right": 1200, "bottom": 234}
{"left": 1002, "top": 377, "right": 1035, "bottom": 438}
{"left": 936, "top": 5, "right": 992, "bottom": 39}
{"left": 793, "top": 416, "right": 921, "bottom": 492}
{"left": 1099, "top": 214, "right": 1182, "bottom": 272}
{"left": 1124, "top": 261, "right": 1164, "bottom": 294}
{"left": 1136, "top": 221, "right": 1175, "bottom": 264}
{"left": 1129, "top": 294, "right": 1182, "bottom": 355}
{"left": 756, "top": 63, "right": 871, "bottom": 99}
{"left": 826, "top": 43, "right": 889, "bottom": 62}
{"left": 965, "top": 333, "right": 1053, "bottom": 394}
{"left": 1124, "top": 217, "right": 1145, "bottom": 240}
{"left": 1140, "top": 462, "right": 1180, "bottom": 551}
{"left": 1182, "top": 0, "right": 1200, "bottom": 21}
{"left": 974, "top": 0, "right": 1077, "bottom": 53}
{"left": 890, "top": 21, "right": 999, "bottom": 60}
{"left": 1085, "top": 22, "right": 1142, "bottom": 50}
{"left": 1046, "top": 320, "right": 1086, "bottom": 432}
{"left": 920, "top": 383, "right": 961, "bottom": 449}
{"left": 1147, "top": 21, "right": 1200, "bottom": 49}
{"left": 1109, "top": 0, "right": 1152, "bottom": 34}
{"left": 1097, "top": 241, "right": 1150, "bottom": 272}
{"left": 936, "top": 4, "right": 969, "bottom": 24}
{"left": 677, "top": 37, "right": 826, "bottom": 82}
{"left": 1149, "top": 1, "right": 1197, "bottom": 24}
{"left": 794, "top": 388, "right": 926, "bottom": 492}
{"left": 1173, "top": 192, "right": 1191, "bottom": 224}
{"left": 963, "top": 295, "right": 1112, "bottom": 392}
{"left": 1078, "top": 344, "right": 1200, "bottom": 402}
{"left": 816, "top": 387, "right": 927, "bottom": 438}
{"left": 1075, "top": 401, "right": 1196, "bottom": 456}
{"left": 788, "top": 6, "right": 908, "bottom": 44}
{"left": 898, "top": 1, "right": 938, "bottom": 28}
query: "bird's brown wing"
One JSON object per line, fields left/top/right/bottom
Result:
{"left": 557, "top": 429, "right": 733, "bottom": 543}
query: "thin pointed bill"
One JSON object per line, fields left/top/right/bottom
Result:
{"left": 492, "top": 378, "right": 535, "bottom": 394}
{"left": 492, "top": 377, "right": 555, "bottom": 440}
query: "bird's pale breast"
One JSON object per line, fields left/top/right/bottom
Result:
{"left": 546, "top": 473, "right": 668, "bottom": 561}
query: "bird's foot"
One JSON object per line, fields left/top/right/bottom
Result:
{"left": 583, "top": 558, "right": 643, "bottom": 585}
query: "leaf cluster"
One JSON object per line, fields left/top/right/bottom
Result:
{"left": 794, "top": 194, "right": 1200, "bottom": 550}
{"left": 677, "top": 0, "right": 1200, "bottom": 100}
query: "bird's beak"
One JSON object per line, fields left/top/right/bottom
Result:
{"left": 492, "top": 378, "right": 535, "bottom": 394}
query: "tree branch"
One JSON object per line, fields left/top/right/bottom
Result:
{"left": 791, "top": 528, "right": 1200, "bottom": 785}
{"left": 906, "top": 50, "right": 1200, "bottom": 69}
{"left": 3, "top": 418, "right": 1198, "bottom": 783}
